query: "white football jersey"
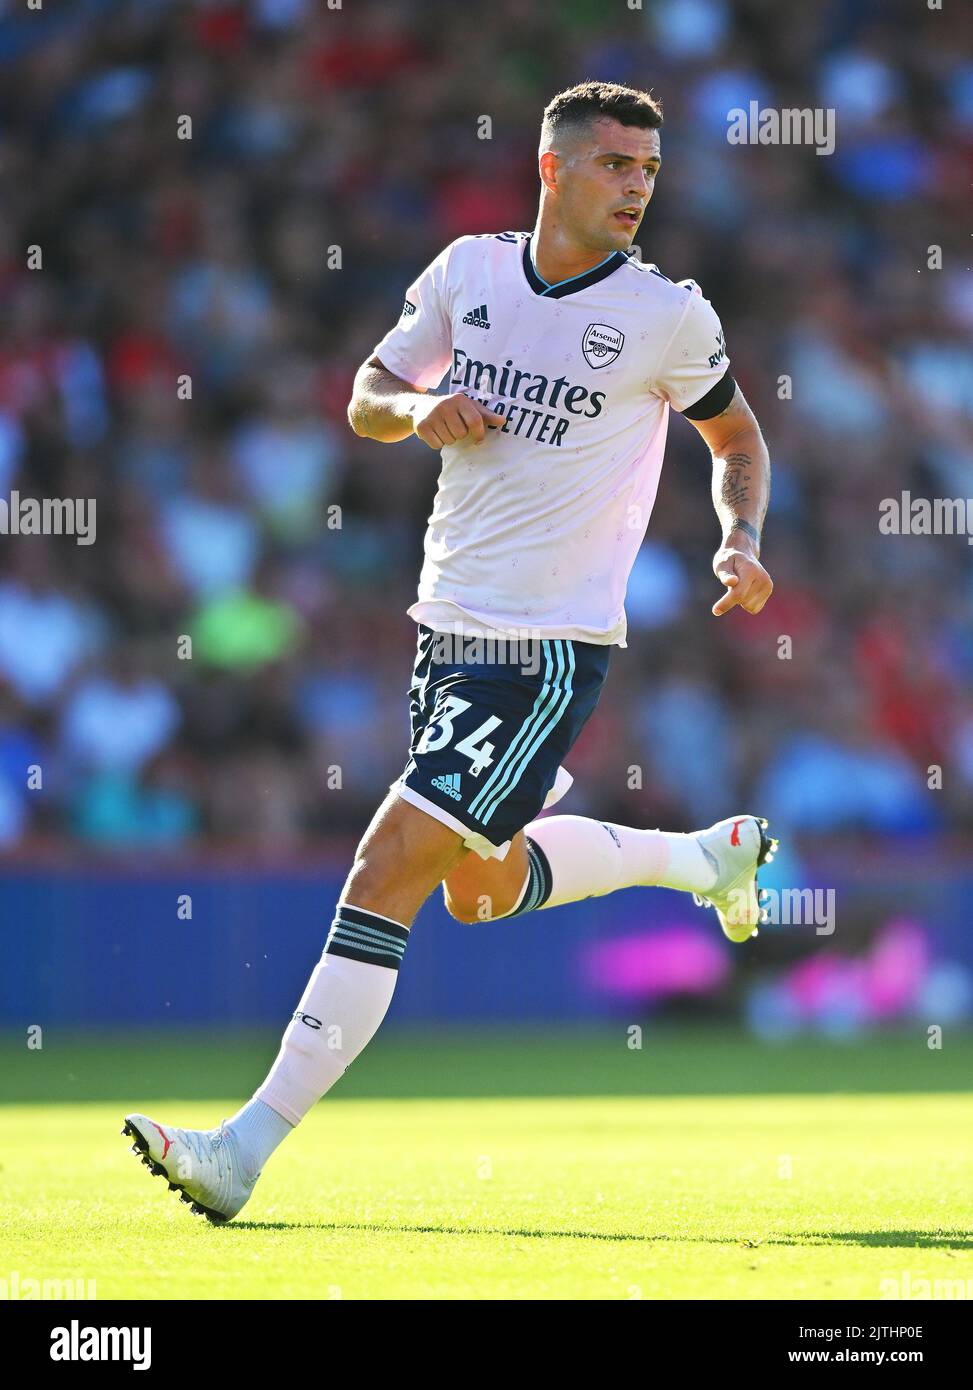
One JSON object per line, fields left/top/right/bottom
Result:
{"left": 372, "top": 231, "right": 732, "bottom": 647}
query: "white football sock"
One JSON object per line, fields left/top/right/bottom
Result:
{"left": 224, "top": 1098, "right": 293, "bottom": 1178}
{"left": 250, "top": 903, "right": 408, "bottom": 1128}
{"left": 514, "top": 814, "right": 717, "bottom": 912}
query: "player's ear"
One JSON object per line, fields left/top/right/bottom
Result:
{"left": 538, "top": 150, "right": 559, "bottom": 194}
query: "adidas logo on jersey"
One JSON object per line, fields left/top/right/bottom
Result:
{"left": 431, "top": 772, "right": 462, "bottom": 800}
{"left": 462, "top": 303, "right": 491, "bottom": 329}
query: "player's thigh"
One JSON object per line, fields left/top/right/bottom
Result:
{"left": 341, "top": 789, "right": 469, "bottom": 926}
{"left": 442, "top": 830, "right": 529, "bottom": 923}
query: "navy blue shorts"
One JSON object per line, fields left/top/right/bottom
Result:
{"left": 393, "top": 624, "right": 611, "bottom": 859}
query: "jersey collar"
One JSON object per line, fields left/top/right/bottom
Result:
{"left": 521, "top": 234, "right": 628, "bottom": 299}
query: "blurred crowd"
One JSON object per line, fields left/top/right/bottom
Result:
{"left": 0, "top": 0, "right": 971, "bottom": 853}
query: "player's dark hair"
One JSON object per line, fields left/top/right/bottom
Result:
{"left": 540, "top": 80, "right": 663, "bottom": 150}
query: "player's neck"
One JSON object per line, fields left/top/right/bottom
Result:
{"left": 531, "top": 212, "right": 618, "bottom": 287}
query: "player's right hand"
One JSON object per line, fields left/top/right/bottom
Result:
{"left": 411, "top": 392, "right": 505, "bottom": 449}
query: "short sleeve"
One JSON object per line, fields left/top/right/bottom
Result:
{"left": 653, "top": 283, "right": 731, "bottom": 415}
{"left": 371, "top": 243, "right": 454, "bottom": 391}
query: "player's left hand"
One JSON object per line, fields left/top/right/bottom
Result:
{"left": 712, "top": 544, "right": 773, "bottom": 616}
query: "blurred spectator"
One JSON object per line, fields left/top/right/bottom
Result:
{"left": 59, "top": 649, "right": 181, "bottom": 776}
{"left": 0, "top": 549, "right": 103, "bottom": 706}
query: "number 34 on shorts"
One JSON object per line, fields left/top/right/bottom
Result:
{"left": 417, "top": 696, "right": 500, "bottom": 776}
{"left": 394, "top": 625, "right": 610, "bottom": 855}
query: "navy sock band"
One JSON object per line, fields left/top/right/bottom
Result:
{"left": 325, "top": 903, "right": 410, "bottom": 970}
{"left": 505, "top": 836, "right": 553, "bottom": 916}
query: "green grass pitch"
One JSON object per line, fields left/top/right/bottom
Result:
{"left": 2, "top": 1028, "right": 971, "bottom": 1300}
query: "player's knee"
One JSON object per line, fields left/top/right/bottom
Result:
{"left": 342, "top": 796, "right": 470, "bottom": 922}
{"left": 443, "top": 884, "right": 514, "bottom": 924}
{"left": 443, "top": 891, "right": 481, "bottom": 924}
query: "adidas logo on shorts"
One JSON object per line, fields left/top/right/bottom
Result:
{"left": 461, "top": 303, "right": 491, "bottom": 329}
{"left": 431, "top": 771, "right": 462, "bottom": 800}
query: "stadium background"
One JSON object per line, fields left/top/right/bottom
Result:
{"left": 1, "top": 0, "right": 971, "bottom": 1048}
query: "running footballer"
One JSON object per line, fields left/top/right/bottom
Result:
{"left": 123, "top": 80, "right": 776, "bottom": 1223}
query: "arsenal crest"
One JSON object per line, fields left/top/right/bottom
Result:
{"left": 582, "top": 323, "right": 624, "bottom": 369}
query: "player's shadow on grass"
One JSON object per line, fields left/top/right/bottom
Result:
{"left": 228, "top": 1222, "right": 973, "bottom": 1249}
{"left": 802, "top": 1230, "right": 973, "bottom": 1251}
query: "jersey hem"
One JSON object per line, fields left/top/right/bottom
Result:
{"left": 407, "top": 600, "right": 628, "bottom": 649}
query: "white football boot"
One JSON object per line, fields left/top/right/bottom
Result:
{"left": 122, "top": 1113, "right": 258, "bottom": 1224}
{"left": 691, "top": 815, "right": 778, "bottom": 944}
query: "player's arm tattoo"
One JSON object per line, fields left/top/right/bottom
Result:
{"left": 711, "top": 435, "right": 770, "bottom": 554}
{"left": 730, "top": 517, "right": 761, "bottom": 548}
{"left": 691, "top": 386, "right": 771, "bottom": 555}
{"left": 722, "top": 452, "right": 752, "bottom": 509}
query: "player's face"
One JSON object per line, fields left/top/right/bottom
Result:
{"left": 556, "top": 119, "right": 661, "bottom": 253}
